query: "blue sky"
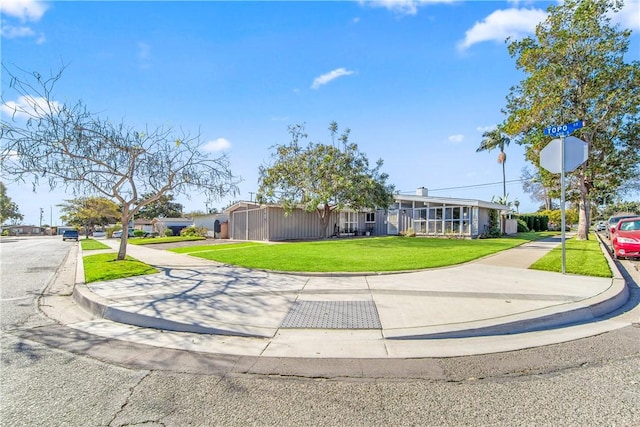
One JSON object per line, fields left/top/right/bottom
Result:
{"left": 2, "top": 0, "right": 639, "bottom": 226}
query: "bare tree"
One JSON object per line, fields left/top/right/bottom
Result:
{"left": 1, "top": 65, "right": 239, "bottom": 259}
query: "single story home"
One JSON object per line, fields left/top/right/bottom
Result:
{"left": 225, "top": 187, "right": 511, "bottom": 241}
{"left": 133, "top": 218, "right": 154, "bottom": 234}
{"left": 2, "top": 225, "right": 48, "bottom": 236}
{"left": 151, "top": 217, "right": 193, "bottom": 236}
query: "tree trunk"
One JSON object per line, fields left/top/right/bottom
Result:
{"left": 502, "top": 160, "right": 507, "bottom": 199}
{"left": 317, "top": 205, "right": 332, "bottom": 239}
{"left": 117, "top": 210, "right": 130, "bottom": 260}
{"left": 576, "top": 176, "right": 590, "bottom": 240}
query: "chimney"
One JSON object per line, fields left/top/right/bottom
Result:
{"left": 416, "top": 187, "right": 428, "bottom": 197}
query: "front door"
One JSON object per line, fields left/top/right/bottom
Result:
{"left": 387, "top": 210, "right": 399, "bottom": 235}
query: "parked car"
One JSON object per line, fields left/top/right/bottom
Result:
{"left": 62, "top": 229, "right": 79, "bottom": 241}
{"left": 607, "top": 214, "right": 638, "bottom": 239}
{"left": 112, "top": 229, "right": 135, "bottom": 238}
{"left": 595, "top": 221, "right": 607, "bottom": 232}
{"left": 611, "top": 217, "right": 640, "bottom": 260}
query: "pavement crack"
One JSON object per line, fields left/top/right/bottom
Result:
{"left": 108, "top": 370, "right": 152, "bottom": 427}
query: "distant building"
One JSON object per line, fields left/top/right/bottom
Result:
{"left": 2, "top": 225, "right": 47, "bottom": 236}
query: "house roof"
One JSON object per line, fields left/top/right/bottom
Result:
{"left": 224, "top": 196, "right": 509, "bottom": 214}
{"left": 393, "top": 194, "right": 509, "bottom": 211}
{"left": 152, "top": 217, "right": 193, "bottom": 224}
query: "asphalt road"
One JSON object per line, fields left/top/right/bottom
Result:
{"left": 2, "top": 236, "right": 639, "bottom": 426}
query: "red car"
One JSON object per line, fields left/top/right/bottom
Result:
{"left": 611, "top": 217, "right": 640, "bottom": 260}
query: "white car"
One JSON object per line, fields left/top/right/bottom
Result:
{"left": 112, "top": 229, "right": 135, "bottom": 238}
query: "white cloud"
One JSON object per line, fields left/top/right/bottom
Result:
{"left": 1, "top": 95, "right": 61, "bottom": 120}
{"left": 311, "top": 68, "right": 355, "bottom": 89}
{"left": 0, "top": 24, "right": 34, "bottom": 38}
{"left": 448, "top": 134, "right": 464, "bottom": 144}
{"left": 1, "top": 0, "right": 48, "bottom": 42}
{"left": 202, "top": 138, "right": 231, "bottom": 152}
{"left": 457, "top": 8, "right": 547, "bottom": 51}
{"left": 358, "top": 0, "right": 453, "bottom": 16}
{"left": 611, "top": 0, "right": 640, "bottom": 31}
{"left": 0, "top": 0, "right": 48, "bottom": 21}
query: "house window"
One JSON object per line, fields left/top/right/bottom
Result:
{"left": 32, "top": 228, "right": 40, "bottom": 234}
{"left": 413, "top": 208, "right": 428, "bottom": 234}
{"left": 339, "top": 211, "right": 358, "bottom": 234}
{"left": 365, "top": 212, "right": 375, "bottom": 223}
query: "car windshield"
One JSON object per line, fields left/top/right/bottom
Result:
{"left": 620, "top": 220, "right": 640, "bottom": 231}
{"left": 610, "top": 215, "right": 636, "bottom": 225}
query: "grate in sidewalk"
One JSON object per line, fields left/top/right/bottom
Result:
{"left": 280, "top": 300, "right": 381, "bottom": 329}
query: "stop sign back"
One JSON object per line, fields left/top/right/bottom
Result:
{"left": 540, "top": 136, "right": 588, "bottom": 174}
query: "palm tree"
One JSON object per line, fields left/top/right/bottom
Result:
{"left": 476, "top": 125, "right": 511, "bottom": 198}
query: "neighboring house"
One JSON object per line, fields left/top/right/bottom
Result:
{"left": 151, "top": 217, "right": 193, "bottom": 236}
{"left": 2, "top": 225, "right": 47, "bottom": 236}
{"left": 225, "top": 188, "right": 510, "bottom": 241}
{"left": 192, "top": 213, "right": 229, "bottom": 238}
{"left": 133, "top": 219, "right": 154, "bottom": 234}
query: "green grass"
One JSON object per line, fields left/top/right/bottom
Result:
{"left": 176, "top": 234, "right": 554, "bottom": 272}
{"left": 168, "top": 241, "right": 263, "bottom": 254}
{"left": 83, "top": 253, "right": 158, "bottom": 283}
{"left": 128, "top": 236, "right": 206, "bottom": 245}
{"left": 80, "top": 239, "right": 110, "bottom": 250}
{"left": 530, "top": 233, "right": 612, "bottom": 277}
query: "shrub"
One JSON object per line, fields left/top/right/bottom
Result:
{"left": 479, "top": 227, "right": 502, "bottom": 239}
{"left": 164, "top": 228, "right": 174, "bottom": 237}
{"left": 180, "top": 226, "right": 208, "bottom": 237}
{"left": 133, "top": 230, "right": 146, "bottom": 238}
{"left": 398, "top": 227, "right": 416, "bottom": 237}
{"left": 517, "top": 219, "right": 529, "bottom": 233}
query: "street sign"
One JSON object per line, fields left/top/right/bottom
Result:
{"left": 540, "top": 136, "right": 588, "bottom": 174}
{"left": 543, "top": 120, "right": 584, "bottom": 137}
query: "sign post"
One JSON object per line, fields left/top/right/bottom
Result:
{"left": 540, "top": 121, "right": 586, "bottom": 274}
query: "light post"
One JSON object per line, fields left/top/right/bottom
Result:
{"left": 514, "top": 200, "right": 520, "bottom": 214}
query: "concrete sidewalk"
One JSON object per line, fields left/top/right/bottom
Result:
{"left": 67, "top": 236, "right": 635, "bottom": 358}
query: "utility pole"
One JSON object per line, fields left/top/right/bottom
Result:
{"left": 39, "top": 208, "right": 44, "bottom": 228}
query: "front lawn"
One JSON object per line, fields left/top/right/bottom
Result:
{"left": 529, "top": 233, "right": 612, "bottom": 277}
{"left": 83, "top": 253, "right": 158, "bottom": 283}
{"left": 174, "top": 234, "right": 554, "bottom": 272}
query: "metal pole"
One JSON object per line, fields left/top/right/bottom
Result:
{"left": 560, "top": 135, "right": 566, "bottom": 275}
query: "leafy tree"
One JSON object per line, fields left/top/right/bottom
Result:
{"left": 503, "top": 0, "right": 640, "bottom": 240}
{"left": 258, "top": 122, "right": 395, "bottom": 238}
{"left": 1, "top": 65, "right": 238, "bottom": 259}
{"left": 476, "top": 126, "right": 511, "bottom": 198}
{"left": 136, "top": 193, "right": 184, "bottom": 219}
{"left": 58, "top": 196, "right": 120, "bottom": 238}
{"left": 0, "top": 181, "right": 23, "bottom": 225}
{"left": 598, "top": 201, "right": 640, "bottom": 219}
{"left": 521, "top": 166, "right": 556, "bottom": 211}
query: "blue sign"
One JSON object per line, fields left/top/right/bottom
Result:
{"left": 544, "top": 120, "right": 584, "bottom": 137}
